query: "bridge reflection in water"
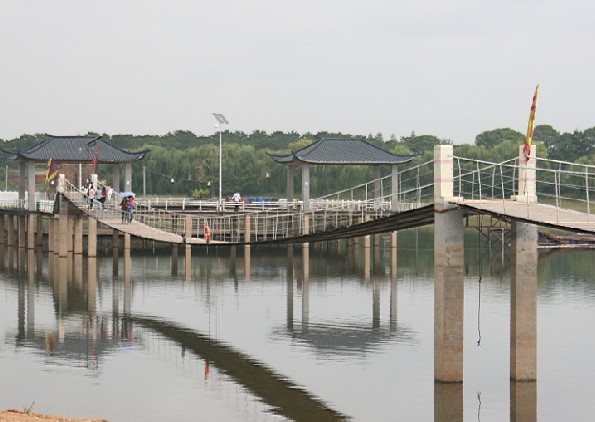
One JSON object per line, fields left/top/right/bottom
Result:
{"left": 3, "top": 242, "right": 544, "bottom": 421}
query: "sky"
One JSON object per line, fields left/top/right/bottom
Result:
{"left": 1, "top": 0, "right": 594, "bottom": 144}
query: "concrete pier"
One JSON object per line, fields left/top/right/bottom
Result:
{"left": 510, "top": 221, "right": 538, "bottom": 382}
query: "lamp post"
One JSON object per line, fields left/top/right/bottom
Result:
{"left": 212, "top": 113, "right": 229, "bottom": 209}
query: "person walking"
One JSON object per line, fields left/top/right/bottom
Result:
{"left": 120, "top": 196, "right": 128, "bottom": 223}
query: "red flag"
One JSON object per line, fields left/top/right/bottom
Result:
{"left": 45, "top": 159, "right": 59, "bottom": 182}
{"left": 92, "top": 145, "right": 99, "bottom": 169}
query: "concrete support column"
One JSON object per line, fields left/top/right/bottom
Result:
{"left": 364, "top": 215, "right": 371, "bottom": 281}
{"left": 36, "top": 216, "right": 43, "bottom": 248}
{"left": 47, "top": 216, "right": 54, "bottom": 253}
{"left": 0, "top": 215, "right": 5, "bottom": 244}
{"left": 27, "top": 215, "right": 36, "bottom": 250}
{"left": 7, "top": 216, "right": 15, "bottom": 247}
{"left": 434, "top": 204, "right": 464, "bottom": 383}
{"left": 510, "top": 381, "right": 537, "bottom": 421}
{"left": 67, "top": 218, "right": 74, "bottom": 253}
{"left": 27, "top": 162, "right": 36, "bottom": 211}
{"left": 302, "top": 214, "right": 310, "bottom": 280}
{"left": 171, "top": 244, "right": 178, "bottom": 276}
{"left": 510, "top": 221, "right": 538, "bottom": 381}
{"left": 390, "top": 231, "right": 398, "bottom": 281}
{"left": 87, "top": 217, "right": 97, "bottom": 257}
{"left": 124, "top": 233, "right": 131, "bottom": 250}
{"left": 391, "top": 165, "right": 400, "bottom": 212}
{"left": 301, "top": 164, "right": 310, "bottom": 212}
{"left": 244, "top": 214, "right": 251, "bottom": 243}
{"left": 184, "top": 216, "right": 192, "bottom": 280}
{"left": 74, "top": 217, "right": 83, "bottom": 254}
{"left": 17, "top": 215, "right": 26, "bottom": 248}
{"left": 57, "top": 214, "right": 68, "bottom": 258}
{"left": 287, "top": 164, "right": 294, "bottom": 203}
{"left": 512, "top": 145, "right": 537, "bottom": 203}
{"left": 434, "top": 384, "right": 463, "bottom": 422}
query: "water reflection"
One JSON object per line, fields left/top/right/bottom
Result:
{"left": 2, "top": 232, "right": 592, "bottom": 421}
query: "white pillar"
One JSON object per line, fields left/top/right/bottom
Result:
{"left": 434, "top": 145, "right": 456, "bottom": 203}
{"left": 512, "top": 145, "right": 537, "bottom": 203}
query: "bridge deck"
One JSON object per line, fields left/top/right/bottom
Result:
{"left": 454, "top": 199, "right": 595, "bottom": 234}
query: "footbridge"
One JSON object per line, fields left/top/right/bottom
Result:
{"left": 53, "top": 145, "right": 595, "bottom": 246}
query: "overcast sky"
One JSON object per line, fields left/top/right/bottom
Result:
{"left": 1, "top": 0, "right": 593, "bottom": 144}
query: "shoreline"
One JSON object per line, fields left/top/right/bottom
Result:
{"left": 0, "top": 410, "right": 106, "bottom": 422}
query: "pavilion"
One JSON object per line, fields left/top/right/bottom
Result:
{"left": 268, "top": 137, "right": 416, "bottom": 211}
{"left": 2, "top": 135, "right": 147, "bottom": 211}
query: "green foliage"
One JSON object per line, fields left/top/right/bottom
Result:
{"left": 475, "top": 128, "right": 524, "bottom": 148}
{"left": 4, "top": 124, "right": 595, "bottom": 198}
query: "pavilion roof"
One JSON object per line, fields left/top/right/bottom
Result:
{"left": 268, "top": 138, "right": 415, "bottom": 165}
{"left": 2, "top": 135, "right": 148, "bottom": 164}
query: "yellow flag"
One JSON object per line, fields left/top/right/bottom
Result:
{"left": 524, "top": 84, "right": 539, "bottom": 158}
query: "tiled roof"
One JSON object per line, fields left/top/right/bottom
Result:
{"left": 3, "top": 135, "right": 147, "bottom": 163}
{"left": 269, "top": 138, "right": 415, "bottom": 165}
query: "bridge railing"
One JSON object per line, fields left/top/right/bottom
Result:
{"left": 314, "top": 160, "right": 435, "bottom": 213}
{"left": 452, "top": 155, "right": 595, "bottom": 215}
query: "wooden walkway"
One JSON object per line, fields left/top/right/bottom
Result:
{"left": 453, "top": 199, "right": 595, "bottom": 234}
{"left": 63, "top": 182, "right": 595, "bottom": 245}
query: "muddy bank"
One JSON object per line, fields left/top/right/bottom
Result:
{"left": 0, "top": 410, "right": 106, "bottom": 422}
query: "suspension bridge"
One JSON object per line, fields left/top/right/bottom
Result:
{"left": 48, "top": 146, "right": 595, "bottom": 246}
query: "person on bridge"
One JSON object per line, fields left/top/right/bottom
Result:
{"left": 232, "top": 191, "right": 241, "bottom": 213}
{"left": 120, "top": 196, "right": 128, "bottom": 223}
{"left": 127, "top": 196, "right": 136, "bottom": 223}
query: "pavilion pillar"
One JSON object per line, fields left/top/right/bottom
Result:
{"left": 287, "top": 164, "right": 294, "bottom": 203}
{"left": 301, "top": 164, "right": 310, "bottom": 212}
{"left": 391, "top": 165, "right": 400, "bottom": 212}
{"left": 18, "top": 163, "right": 26, "bottom": 204}
{"left": 124, "top": 162, "right": 132, "bottom": 194}
{"left": 112, "top": 165, "right": 121, "bottom": 194}
{"left": 373, "top": 166, "right": 381, "bottom": 207}
{"left": 27, "top": 162, "right": 36, "bottom": 211}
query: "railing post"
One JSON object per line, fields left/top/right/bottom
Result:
{"left": 511, "top": 145, "right": 537, "bottom": 203}
{"left": 434, "top": 145, "right": 457, "bottom": 203}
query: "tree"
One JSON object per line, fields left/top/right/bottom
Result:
{"left": 474, "top": 128, "right": 524, "bottom": 149}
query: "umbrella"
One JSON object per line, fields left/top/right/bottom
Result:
{"left": 120, "top": 191, "right": 135, "bottom": 197}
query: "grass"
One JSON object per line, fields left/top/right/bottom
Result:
{"left": 23, "top": 401, "right": 35, "bottom": 414}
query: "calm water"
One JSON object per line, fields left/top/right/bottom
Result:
{"left": 1, "top": 229, "right": 595, "bottom": 421}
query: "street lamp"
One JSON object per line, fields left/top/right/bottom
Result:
{"left": 212, "top": 113, "right": 229, "bottom": 208}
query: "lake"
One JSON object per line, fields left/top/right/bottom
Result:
{"left": 1, "top": 228, "right": 595, "bottom": 421}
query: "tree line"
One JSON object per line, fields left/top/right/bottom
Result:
{"left": 1, "top": 125, "right": 593, "bottom": 198}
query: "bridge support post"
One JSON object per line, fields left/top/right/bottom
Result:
{"left": 67, "top": 217, "right": 74, "bottom": 253}
{"left": 185, "top": 215, "right": 192, "bottom": 280}
{"left": 57, "top": 214, "right": 68, "bottom": 258}
{"left": 510, "top": 221, "right": 537, "bottom": 381}
{"left": 244, "top": 214, "right": 251, "bottom": 278}
{"left": 87, "top": 217, "right": 97, "bottom": 258}
{"left": 0, "top": 215, "right": 5, "bottom": 244}
{"left": 434, "top": 204, "right": 464, "bottom": 382}
{"left": 27, "top": 215, "right": 35, "bottom": 250}
{"left": 7, "top": 216, "right": 16, "bottom": 247}
{"left": 363, "top": 215, "right": 371, "bottom": 281}
{"left": 74, "top": 216, "right": 83, "bottom": 254}
{"left": 171, "top": 244, "right": 178, "bottom": 276}
{"left": 36, "top": 215, "right": 43, "bottom": 248}
{"left": 18, "top": 215, "right": 26, "bottom": 248}
{"left": 47, "top": 216, "right": 54, "bottom": 253}
{"left": 433, "top": 143, "right": 465, "bottom": 382}
{"left": 390, "top": 231, "right": 398, "bottom": 281}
